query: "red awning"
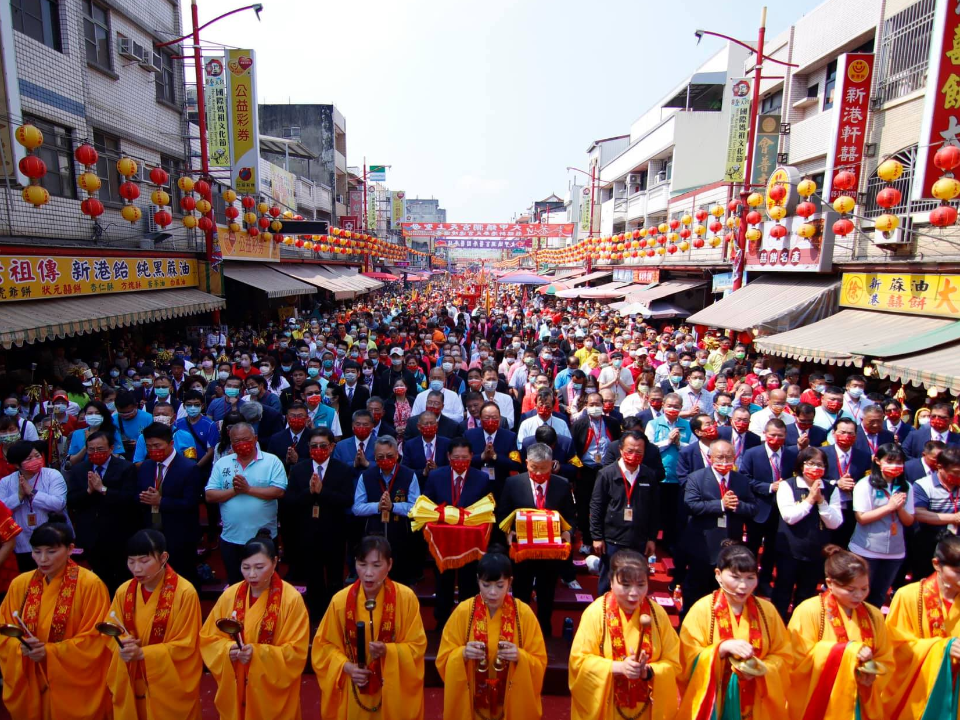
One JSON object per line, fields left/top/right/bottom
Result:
{"left": 361, "top": 271, "right": 400, "bottom": 282}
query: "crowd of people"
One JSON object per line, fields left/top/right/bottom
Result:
{"left": 0, "top": 278, "right": 958, "bottom": 719}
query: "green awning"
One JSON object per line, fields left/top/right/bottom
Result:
{"left": 862, "top": 320, "right": 960, "bottom": 357}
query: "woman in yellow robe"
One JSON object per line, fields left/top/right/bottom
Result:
{"left": 679, "top": 541, "right": 792, "bottom": 720}
{"left": 313, "top": 535, "right": 428, "bottom": 720}
{"left": 0, "top": 513, "right": 112, "bottom": 720}
{"left": 570, "top": 548, "right": 680, "bottom": 720}
{"left": 884, "top": 533, "right": 960, "bottom": 719}
{"left": 436, "top": 548, "right": 547, "bottom": 720}
{"left": 107, "top": 529, "right": 203, "bottom": 720}
{"left": 199, "top": 533, "right": 310, "bottom": 720}
{"left": 787, "top": 544, "right": 893, "bottom": 720}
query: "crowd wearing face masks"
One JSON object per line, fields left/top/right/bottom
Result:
{"left": 0, "top": 279, "right": 958, "bottom": 719}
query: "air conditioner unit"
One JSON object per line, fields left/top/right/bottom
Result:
{"left": 146, "top": 204, "right": 161, "bottom": 233}
{"left": 141, "top": 51, "right": 162, "bottom": 73}
{"left": 655, "top": 170, "right": 667, "bottom": 183}
{"left": 118, "top": 37, "right": 138, "bottom": 60}
{"left": 131, "top": 41, "right": 148, "bottom": 62}
{"left": 627, "top": 173, "right": 641, "bottom": 185}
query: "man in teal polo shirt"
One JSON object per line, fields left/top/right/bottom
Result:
{"left": 645, "top": 392, "right": 693, "bottom": 554}
{"left": 205, "top": 422, "right": 287, "bottom": 584}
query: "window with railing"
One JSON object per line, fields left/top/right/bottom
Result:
{"left": 26, "top": 116, "right": 75, "bottom": 198}
{"left": 876, "top": 0, "right": 935, "bottom": 103}
{"left": 863, "top": 145, "right": 940, "bottom": 218}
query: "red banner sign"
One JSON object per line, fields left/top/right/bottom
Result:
{"left": 915, "top": 2, "right": 960, "bottom": 200}
{"left": 401, "top": 223, "right": 574, "bottom": 238}
{"left": 339, "top": 215, "right": 359, "bottom": 232}
{"left": 822, "top": 53, "right": 873, "bottom": 203}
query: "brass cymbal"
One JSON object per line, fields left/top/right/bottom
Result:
{"left": 730, "top": 655, "right": 768, "bottom": 678}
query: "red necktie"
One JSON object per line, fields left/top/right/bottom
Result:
{"left": 535, "top": 485, "right": 545, "bottom": 510}
{"left": 770, "top": 453, "right": 781, "bottom": 481}
{"left": 454, "top": 476, "right": 463, "bottom": 505}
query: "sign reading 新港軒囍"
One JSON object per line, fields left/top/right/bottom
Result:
{"left": 822, "top": 53, "right": 874, "bottom": 202}
{"left": 0, "top": 255, "right": 198, "bottom": 301}
{"left": 724, "top": 78, "right": 752, "bottom": 183}
{"left": 840, "top": 272, "right": 960, "bottom": 319}
{"left": 227, "top": 49, "right": 260, "bottom": 196}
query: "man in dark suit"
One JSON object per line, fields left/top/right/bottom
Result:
{"left": 496, "top": 442, "right": 576, "bottom": 637}
{"left": 676, "top": 414, "right": 718, "bottom": 484}
{"left": 66, "top": 430, "right": 139, "bottom": 593}
{"left": 422, "top": 437, "right": 493, "bottom": 626}
{"left": 905, "top": 440, "right": 945, "bottom": 484}
{"left": 265, "top": 402, "right": 312, "bottom": 470}
{"left": 521, "top": 425, "right": 577, "bottom": 484}
{"left": 854, "top": 405, "right": 895, "bottom": 457}
{"left": 457, "top": 392, "right": 508, "bottom": 436}
{"left": 902, "top": 402, "right": 960, "bottom": 458}
{"left": 601, "top": 417, "right": 665, "bottom": 483}
{"left": 405, "top": 409, "right": 460, "bottom": 440}
{"left": 717, "top": 407, "right": 762, "bottom": 465}
{"left": 658, "top": 363, "right": 687, "bottom": 396}
{"left": 238, "top": 399, "right": 285, "bottom": 442}
{"left": 571, "top": 393, "right": 623, "bottom": 546}
{"left": 882, "top": 398, "right": 914, "bottom": 444}
{"left": 824, "top": 417, "right": 873, "bottom": 546}
{"left": 337, "top": 362, "right": 371, "bottom": 439}
{"left": 136, "top": 421, "right": 202, "bottom": 587}
{"left": 283, "top": 427, "right": 354, "bottom": 619}
{"left": 590, "top": 430, "right": 658, "bottom": 594}
{"left": 465, "top": 402, "right": 522, "bottom": 500}
{"left": 636, "top": 387, "right": 664, "bottom": 431}
{"left": 401, "top": 411, "right": 451, "bottom": 483}
{"left": 785, "top": 403, "right": 829, "bottom": 450}
{"left": 366, "top": 396, "right": 398, "bottom": 441}
{"left": 738, "top": 418, "right": 797, "bottom": 593}
{"left": 682, "top": 439, "right": 756, "bottom": 610}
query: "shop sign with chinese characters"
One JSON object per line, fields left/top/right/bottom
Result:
{"left": 218, "top": 227, "right": 280, "bottom": 261}
{"left": 751, "top": 114, "right": 781, "bottom": 187}
{"left": 204, "top": 56, "right": 229, "bottom": 168}
{"left": 840, "top": 272, "right": 960, "bottom": 319}
{"left": 915, "top": 0, "right": 960, "bottom": 199}
{"left": 822, "top": 53, "right": 873, "bottom": 202}
{"left": 0, "top": 255, "right": 198, "bottom": 301}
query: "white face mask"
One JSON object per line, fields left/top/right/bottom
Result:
{"left": 587, "top": 406, "right": 603, "bottom": 418}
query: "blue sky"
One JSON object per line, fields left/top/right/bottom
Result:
{"left": 186, "top": 0, "right": 827, "bottom": 222}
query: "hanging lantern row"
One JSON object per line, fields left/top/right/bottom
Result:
{"left": 929, "top": 145, "right": 960, "bottom": 227}
{"left": 74, "top": 142, "right": 103, "bottom": 218}
{"left": 15, "top": 123, "right": 49, "bottom": 208}
{"left": 149, "top": 165, "right": 171, "bottom": 229}
{"left": 874, "top": 158, "right": 904, "bottom": 238}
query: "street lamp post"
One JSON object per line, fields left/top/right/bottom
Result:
{"left": 695, "top": 7, "right": 797, "bottom": 291}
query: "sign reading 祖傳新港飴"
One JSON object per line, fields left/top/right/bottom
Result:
{"left": 0, "top": 255, "right": 198, "bottom": 301}
{"left": 840, "top": 272, "right": 960, "bottom": 319}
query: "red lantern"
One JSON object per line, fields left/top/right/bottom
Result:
{"left": 241, "top": 196, "right": 255, "bottom": 209}
{"left": 668, "top": 219, "right": 680, "bottom": 231}
{"left": 769, "top": 224, "right": 788, "bottom": 239}
{"left": 148, "top": 167, "right": 169, "bottom": 186}
{"left": 667, "top": 244, "right": 678, "bottom": 254}
{"left": 197, "top": 216, "right": 214, "bottom": 232}
{"left": 832, "top": 217, "right": 855, "bottom": 236}
{"left": 694, "top": 209, "right": 708, "bottom": 222}
{"left": 693, "top": 238, "right": 705, "bottom": 248}
{"left": 833, "top": 170, "right": 857, "bottom": 191}
{"left": 80, "top": 197, "right": 104, "bottom": 217}
{"left": 934, "top": 145, "right": 960, "bottom": 172}
{"left": 295, "top": 239, "right": 304, "bottom": 248}
{"left": 225, "top": 206, "right": 240, "bottom": 220}
{"left": 796, "top": 201, "right": 817, "bottom": 218}
{"left": 180, "top": 196, "right": 196, "bottom": 212}
{"left": 931, "top": 204, "right": 959, "bottom": 227}
{"left": 709, "top": 221, "right": 722, "bottom": 233}
{"left": 294, "top": 214, "right": 304, "bottom": 221}
{"left": 274, "top": 233, "right": 285, "bottom": 244}
{"left": 258, "top": 216, "right": 270, "bottom": 229}
{"left": 18, "top": 155, "right": 46, "bottom": 179}
{"left": 876, "top": 187, "right": 902, "bottom": 209}
{"left": 193, "top": 179, "right": 210, "bottom": 197}
{"left": 656, "top": 235, "right": 667, "bottom": 245}
{"left": 646, "top": 249, "right": 655, "bottom": 257}
{"left": 153, "top": 209, "right": 172, "bottom": 228}
{"left": 679, "top": 228, "right": 691, "bottom": 239}
{"left": 767, "top": 184, "right": 787, "bottom": 203}
{"left": 745, "top": 210, "right": 762, "bottom": 225}
{"left": 248, "top": 226, "right": 259, "bottom": 237}
{"left": 119, "top": 181, "right": 140, "bottom": 201}
{"left": 269, "top": 206, "right": 281, "bottom": 217}
{"left": 727, "top": 200, "right": 741, "bottom": 212}
{"left": 74, "top": 143, "right": 98, "bottom": 166}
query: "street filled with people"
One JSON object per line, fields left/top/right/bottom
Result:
{"left": 0, "top": 276, "right": 958, "bottom": 719}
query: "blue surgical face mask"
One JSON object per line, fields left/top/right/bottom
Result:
{"left": 155, "top": 388, "right": 170, "bottom": 399}
{"left": 85, "top": 414, "right": 103, "bottom": 427}
{"left": 848, "top": 387, "right": 863, "bottom": 399}
{"left": 105, "top": 401, "right": 116, "bottom": 412}
{"left": 307, "top": 367, "right": 320, "bottom": 377}
{"left": 2, "top": 407, "right": 18, "bottom": 417}
{"left": 717, "top": 405, "right": 733, "bottom": 417}
{"left": 323, "top": 396, "right": 334, "bottom": 406}
{"left": 224, "top": 387, "right": 240, "bottom": 398}
{"left": 185, "top": 405, "right": 202, "bottom": 418}
{"left": 669, "top": 375, "right": 683, "bottom": 385}
{"left": 109, "top": 370, "right": 120, "bottom": 378}
{"left": 429, "top": 380, "right": 444, "bottom": 392}
{"left": 786, "top": 397, "right": 800, "bottom": 406}
{"left": 814, "top": 384, "right": 825, "bottom": 393}
{"left": 281, "top": 365, "right": 292, "bottom": 373}
{"left": 323, "top": 360, "right": 334, "bottom": 369}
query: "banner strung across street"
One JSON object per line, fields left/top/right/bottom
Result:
{"left": 401, "top": 223, "right": 574, "bottom": 238}
{"left": 435, "top": 238, "right": 532, "bottom": 249}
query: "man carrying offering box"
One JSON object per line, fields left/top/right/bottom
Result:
{"left": 497, "top": 442, "right": 577, "bottom": 637}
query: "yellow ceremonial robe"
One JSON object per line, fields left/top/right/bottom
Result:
{"left": 313, "top": 581, "right": 428, "bottom": 720}
{"left": 0, "top": 566, "right": 112, "bottom": 720}
{"left": 436, "top": 596, "right": 548, "bottom": 720}
{"left": 678, "top": 594, "right": 792, "bottom": 718}
{"left": 884, "top": 580, "right": 960, "bottom": 719}
{"left": 106, "top": 574, "right": 203, "bottom": 720}
{"left": 199, "top": 579, "right": 310, "bottom": 720}
{"left": 786, "top": 596, "right": 892, "bottom": 720}
{"left": 569, "top": 596, "right": 680, "bottom": 720}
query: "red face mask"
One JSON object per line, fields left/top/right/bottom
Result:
{"left": 713, "top": 462, "right": 734, "bottom": 476}
{"left": 805, "top": 465, "right": 825, "bottom": 480}
{"left": 371, "top": 412, "right": 383, "bottom": 423}
{"left": 481, "top": 419, "right": 500, "bottom": 434}
{"left": 450, "top": 459, "right": 471, "bottom": 475}
{"left": 394, "top": 386, "right": 407, "bottom": 396}
{"left": 664, "top": 408, "right": 680, "bottom": 422}
{"left": 537, "top": 407, "right": 553, "bottom": 421}
{"left": 231, "top": 441, "right": 256, "bottom": 457}
{"left": 824, "top": 400, "right": 843, "bottom": 413}
{"left": 732, "top": 420, "right": 750, "bottom": 434}
{"left": 766, "top": 436, "right": 785, "bottom": 451}
{"left": 885, "top": 410, "right": 901, "bottom": 423}
{"left": 420, "top": 425, "right": 438, "bottom": 441}
{"left": 87, "top": 450, "right": 111, "bottom": 466}
{"left": 468, "top": 380, "right": 482, "bottom": 391}
{"left": 147, "top": 448, "right": 170, "bottom": 462}
{"left": 287, "top": 417, "right": 308, "bottom": 432}
{"left": 377, "top": 457, "right": 398, "bottom": 473}
{"left": 305, "top": 395, "right": 322, "bottom": 408}
{"left": 353, "top": 426, "right": 372, "bottom": 440}
{"left": 931, "top": 417, "right": 951, "bottom": 432}
{"left": 310, "top": 446, "right": 332, "bottom": 464}
{"left": 700, "top": 427, "right": 718, "bottom": 441}
{"left": 530, "top": 471, "right": 551, "bottom": 484}
{"left": 621, "top": 451, "right": 642, "bottom": 467}
{"left": 649, "top": 399, "right": 663, "bottom": 410}
{"left": 797, "top": 420, "right": 813, "bottom": 431}
{"left": 602, "top": 402, "right": 615, "bottom": 413}
{"left": 834, "top": 432, "right": 856, "bottom": 450}
{"left": 20, "top": 456, "right": 45, "bottom": 474}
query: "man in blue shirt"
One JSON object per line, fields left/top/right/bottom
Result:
{"left": 113, "top": 390, "right": 154, "bottom": 461}
{"left": 174, "top": 390, "right": 220, "bottom": 470}
{"left": 132, "top": 403, "right": 197, "bottom": 462}
{"left": 206, "top": 376, "right": 245, "bottom": 421}
{"left": 204, "top": 422, "right": 287, "bottom": 584}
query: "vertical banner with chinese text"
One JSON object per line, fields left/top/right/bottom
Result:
{"left": 391, "top": 191, "right": 405, "bottom": 225}
{"left": 915, "top": 1, "right": 960, "bottom": 200}
{"left": 226, "top": 49, "right": 260, "bottom": 196}
{"left": 822, "top": 53, "right": 873, "bottom": 202}
{"left": 204, "top": 56, "right": 229, "bottom": 167}
{"left": 724, "top": 78, "right": 752, "bottom": 183}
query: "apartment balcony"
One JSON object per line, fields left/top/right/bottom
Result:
{"left": 335, "top": 150, "right": 347, "bottom": 173}
{"left": 645, "top": 183, "right": 670, "bottom": 215}
{"left": 786, "top": 111, "right": 832, "bottom": 164}
{"left": 626, "top": 192, "right": 647, "bottom": 222}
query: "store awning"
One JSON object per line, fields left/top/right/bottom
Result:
{"left": 362, "top": 271, "right": 400, "bottom": 282}
{"left": 686, "top": 276, "right": 841, "bottom": 334}
{"left": 406, "top": 273, "right": 428, "bottom": 282}
{"left": 548, "top": 268, "right": 586, "bottom": 280}
{"left": 270, "top": 263, "right": 354, "bottom": 299}
{"left": 755, "top": 309, "right": 959, "bottom": 366}
{"left": 565, "top": 270, "right": 612, "bottom": 287}
{"left": 0, "top": 289, "right": 225, "bottom": 348}
{"left": 613, "top": 300, "right": 690, "bottom": 318}
{"left": 875, "top": 342, "right": 960, "bottom": 393}
{"left": 623, "top": 279, "right": 707, "bottom": 304}
{"left": 222, "top": 262, "right": 317, "bottom": 298}
{"left": 323, "top": 266, "right": 383, "bottom": 292}
{"left": 579, "top": 281, "right": 650, "bottom": 299}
